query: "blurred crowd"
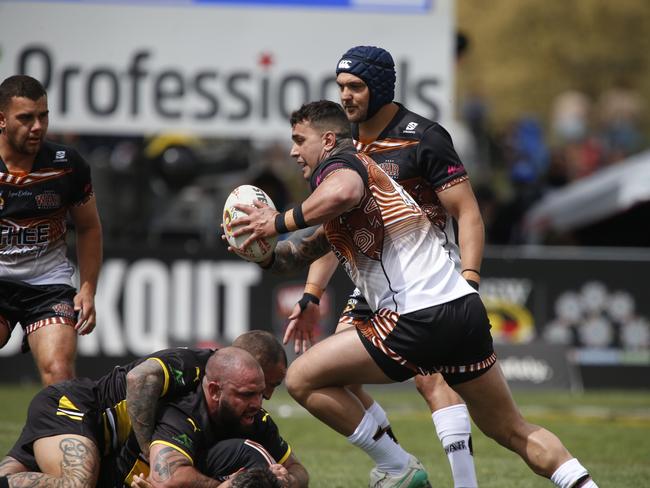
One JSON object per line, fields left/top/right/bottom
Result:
{"left": 457, "top": 79, "right": 647, "bottom": 246}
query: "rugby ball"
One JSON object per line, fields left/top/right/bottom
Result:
{"left": 222, "top": 185, "right": 278, "bottom": 263}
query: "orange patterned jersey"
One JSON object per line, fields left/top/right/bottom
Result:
{"left": 310, "top": 150, "right": 474, "bottom": 315}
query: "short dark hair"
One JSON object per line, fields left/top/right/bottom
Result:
{"left": 232, "top": 330, "right": 287, "bottom": 370}
{"left": 230, "top": 467, "right": 282, "bottom": 488}
{"left": 290, "top": 100, "right": 352, "bottom": 139}
{"left": 0, "top": 75, "right": 47, "bottom": 111}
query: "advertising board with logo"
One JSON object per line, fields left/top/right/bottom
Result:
{"left": 1, "top": 246, "right": 648, "bottom": 387}
{"left": 0, "top": 0, "right": 453, "bottom": 138}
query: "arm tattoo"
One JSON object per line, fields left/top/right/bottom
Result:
{"left": 6, "top": 437, "right": 98, "bottom": 487}
{"left": 150, "top": 447, "right": 219, "bottom": 487}
{"left": 0, "top": 457, "right": 22, "bottom": 475}
{"left": 151, "top": 446, "right": 190, "bottom": 482}
{"left": 126, "top": 360, "right": 165, "bottom": 455}
{"left": 271, "top": 226, "right": 331, "bottom": 274}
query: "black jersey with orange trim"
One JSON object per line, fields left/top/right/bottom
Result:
{"left": 353, "top": 103, "right": 467, "bottom": 256}
{"left": 0, "top": 140, "right": 93, "bottom": 285}
{"left": 95, "top": 347, "right": 213, "bottom": 454}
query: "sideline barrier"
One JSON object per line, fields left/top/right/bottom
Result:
{"left": 1, "top": 245, "right": 648, "bottom": 388}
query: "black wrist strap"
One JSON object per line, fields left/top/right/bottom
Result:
{"left": 293, "top": 204, "right": 308, "bottom": 229}
{"left": 298, "top": 292, "right": 320, "bottom": 312}
{"left": 462, "top": 268, "right": 481, "bottom": 276}
{"left": 274, "top": 213, "right": 289, "bottom": 234}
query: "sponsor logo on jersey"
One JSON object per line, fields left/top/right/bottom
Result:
{"left": 35, "top": 191, "right": 61, "bottom": 209}
{"left": 338, "top": 59, "right": 352, "bottom": 69}
{"left": 0, "top": 223, "right": 50, "bottom": 246}
{"left": 447, "top": 164, "right": 463, "bottom": 175}
{"left": 52, "top": 302, "right": 76, "bottom": 319}
{"left": 403, "top": 121, "right": 418, "bottom": 133}
{"left": 379, "top": 161, "right": 399, "bottom": 178}
{"left": 171, "top": 366, "right": 185, "bottom": 386}
{"left": 8, "top": 190, "right": 32, "bottom": 198}
{"left": 172, "top": 433, "right": 193, "bottom": 449}
{"left": 54, "top": 151, "right": 68, "bottom": 162}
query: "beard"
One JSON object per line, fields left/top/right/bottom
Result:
{"left": 343, "top": 104, "right": 368, "bottom": 123}
{"left": 6, "top": 129, "right": 43, "bottom": 155}
{"left": 217, "top": 397, "right": 255, "bottom": 432}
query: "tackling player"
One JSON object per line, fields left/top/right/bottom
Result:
{"left": 0, "top": 332, "right": 308, "bottom": 488}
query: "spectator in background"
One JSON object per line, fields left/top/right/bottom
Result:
{"left": 597, "top": 78, "right": 645, "bottom": 163}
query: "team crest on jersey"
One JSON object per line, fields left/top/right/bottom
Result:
{"left": 52, "top": 302, "right": 75, "bottom": 319}
{"left": 35, "top": 191, "right": 61, "bottom": 209}
{"left": 403, "top": 122, "right": 418, "bottom": 133}
{"left": 379, "top": 162, "right": 399, "bottom": 178}
{"left": 54, "top": 151, "right": 67, "bottom": 162}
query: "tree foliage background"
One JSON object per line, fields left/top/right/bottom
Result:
{"left": 457, "top": 0, "right": 650, "bottom": 133}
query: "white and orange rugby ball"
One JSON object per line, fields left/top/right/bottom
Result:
{"left": 222, "top": 185, "right": 278, "bottom": 263}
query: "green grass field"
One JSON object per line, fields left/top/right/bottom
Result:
{"left": 1, "top": 383, "right": 648, "bottom": 487}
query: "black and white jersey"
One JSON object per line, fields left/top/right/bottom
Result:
{"left": 0, "top": 141, "right": 93, "bottom": 285}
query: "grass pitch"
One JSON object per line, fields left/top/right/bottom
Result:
{"left": 1, "top": 383, "right": 648, "bottom": 487}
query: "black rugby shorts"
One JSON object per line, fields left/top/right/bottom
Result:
{"left": 357, "top": 293, "right": 496, "bottom": 385}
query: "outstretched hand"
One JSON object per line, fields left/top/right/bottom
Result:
{"left": 283, "top": 301, "right": 319, "bottom": 354}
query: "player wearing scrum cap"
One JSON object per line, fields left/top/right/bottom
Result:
{"left": 284, "top": 45, "right": 482, "bottom": 487}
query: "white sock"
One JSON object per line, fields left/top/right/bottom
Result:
{"left": 366, "top": 401, "right": 390, "bottom": 429}
{"left": 347, "top": 411, "right": 409, "bottom": 475}
{"left": 432, "top": 404, "right": 478, "bottom": 488}
{"left": 551, "top": 458, "right": 598, "bottom": 488}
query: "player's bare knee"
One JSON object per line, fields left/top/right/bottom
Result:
{"left": 285, "top": 362, "right": 309, "bottom": 403}
{"left": 39, "top": 359, "right": 75, "bottom": 385}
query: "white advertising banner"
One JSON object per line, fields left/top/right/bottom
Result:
{"left": 0, "top": 0, "right": 454, "bottom": 138}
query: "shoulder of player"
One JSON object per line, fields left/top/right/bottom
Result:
{"left": 256, "top": 407, "right": 275, "bottom": 423}
{"left": 311, "top": 151, "right": 363, "bottom": 187}
{"left": 40, "top": 140, "right": 86, "bottom": 167}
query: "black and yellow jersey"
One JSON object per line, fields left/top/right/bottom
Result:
{"left": 201, "top": 407, "right": 291, "bottom": 471}
{"left": 114, "top": 387, "right": 291, "bottom": 487}
{"left": 95, "top": 347, "right": 213, "bottom": 454}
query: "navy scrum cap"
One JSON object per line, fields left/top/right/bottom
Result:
{"left": 336, "top": 45, "right": 396, "bottom": 120}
